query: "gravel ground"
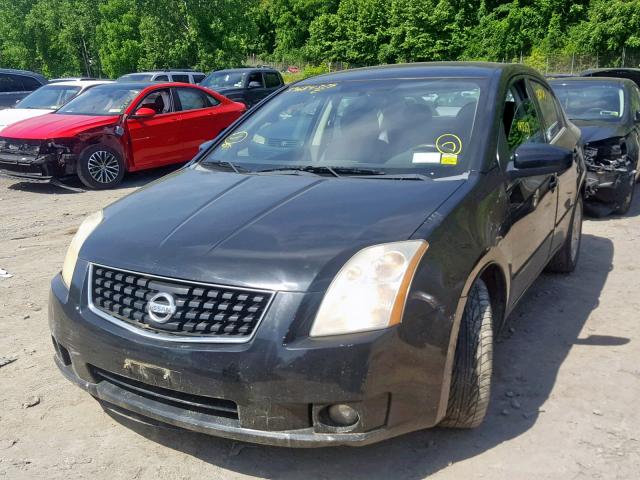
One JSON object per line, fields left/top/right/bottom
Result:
{"left": 1, "top": 172, "right": 639, "bottom": 480}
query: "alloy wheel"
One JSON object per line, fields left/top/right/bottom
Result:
{"left": 87, "top": 150, "right": 120, "bottom": 184}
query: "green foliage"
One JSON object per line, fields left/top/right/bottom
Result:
{"left": 1, "top": 0, "right": 640, "bottom": 78}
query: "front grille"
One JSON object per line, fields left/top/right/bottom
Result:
{"left": 90, "top": 265, "right": 274, "bottom": 340}
{"left": 90, "top": 366, "right": 239, "bottom": 420}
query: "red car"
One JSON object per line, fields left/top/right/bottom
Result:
{"left": 0, "top": 82, "right": 245, "bottom": 189}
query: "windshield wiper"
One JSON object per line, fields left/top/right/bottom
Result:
{"left": 203, "top": 160, "right": 249, "bottom": 174}
{"left": 256, "top": 166, "right": 385, "bottom": 177}
{"left": 357, "top": 173, "right": 432, "bottom": 181}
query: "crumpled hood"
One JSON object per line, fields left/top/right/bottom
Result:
{"left": 572, "top": 119, "right": 630, "bottom": 144}
{"left": 83, "top": 167, "right": 464, "bottom": 292}
{"left": 0, "top": 108, "right": 52, "bottom": 132}
{"left": 0, "top": 113, "right": 118, "bottom": 140}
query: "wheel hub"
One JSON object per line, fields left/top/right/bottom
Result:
{"left": 87, "top": 150, "right": 119, "bottom": 184}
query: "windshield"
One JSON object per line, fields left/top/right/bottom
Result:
{"left": 552, "top": 82, "right": 625, "bottom": 121}
{"left": 201, "top": 72, "right": 245, "bottom": 89}
{"left": 57, "top": 85, "right": 140, "bottom": 116}
{"left": 199, "top": 78, "right": 484, "bottom": 178}
{"left": 16, "top": 85, "right": 81, "bottom": 110}
{"left": 118, "top": 74, "right": 154, "bottom": 82}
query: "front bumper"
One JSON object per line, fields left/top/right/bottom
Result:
{"left": 49, "top": 262, "right": 449, "bottom": 447}
{"left": 0, "top": 150, "right": 77, "bottom": 181}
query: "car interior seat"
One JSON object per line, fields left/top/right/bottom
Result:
{"left": 324, "top": 101, "right": 389, "bottom": 163}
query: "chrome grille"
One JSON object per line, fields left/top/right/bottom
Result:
{"left": 89, "top": 264, "right": 274, "bottom": 341}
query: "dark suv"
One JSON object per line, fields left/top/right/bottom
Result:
{"left": 200, "top": 67, "right": 284, "bottom": 108}
{"left": 0, "top": 69, "right": 47, "bottom": 108}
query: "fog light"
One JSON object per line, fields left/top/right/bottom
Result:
{"left": 327, "top": 404, "right": 359, "bottom": 426}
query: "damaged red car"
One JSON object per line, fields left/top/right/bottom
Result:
{"left": 0, "top": 82, "right": 245, "bottom": 189}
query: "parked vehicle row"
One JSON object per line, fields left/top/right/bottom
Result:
{"left": 49, "top": 62, "right": 587, "bottom": 447}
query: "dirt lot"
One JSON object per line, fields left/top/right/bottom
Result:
{"left": 1, "top": 172, "right": 639, "bottom": 480}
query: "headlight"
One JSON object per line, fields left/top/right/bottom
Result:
{"left": 310, "top": 240, "right": 428, "bottom": 337}
{"left": 61, "top": 210, "right": 103, "bottom": 287}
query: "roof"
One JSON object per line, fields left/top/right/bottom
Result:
{"left": 549, "top": 76, "right": 635, "bottom": 86}
{"left": 297, "top": 61, "right": 539, "bottom": 84}
{"left": 0, "top": 68, "right": 47, "bottom": 83}
{"left": 119, "top": 70, "right": 204, "bottom": 76}
{"left": 94, "top": 81, "right": 205, "bottom": 90}
{"left": 582, "top": 68, "right": 640, "bottom": 75}
{"left": 213, "top": 67, "right": 279, "bottom": 73}
{"left": 44, "top": 79, "right": 112, "bottom": 87}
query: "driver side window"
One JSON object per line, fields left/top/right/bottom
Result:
{"left": 138, "top": 89, "right": 172, "bottom": 114}
{"left": 503, "top": 81, "right": 544, "bottom": 152}
{"left": 247, "top": 72, "right": 264, "bottom": 88}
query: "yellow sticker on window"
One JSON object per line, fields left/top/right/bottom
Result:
{"left": 221, "top": 131, "right": 248, "bottom": 149}
{"left": 441, "top": 154, "right": 458, "bottom": 165}
{"left": 289, "top": 83, "right": 337, "bottom": 94}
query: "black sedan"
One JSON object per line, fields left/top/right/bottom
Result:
{"left": 550, "top": 77, "right": 640, "bottom": 215}
{"left": 49, "top": 62, "right": 585, "bottom": 447}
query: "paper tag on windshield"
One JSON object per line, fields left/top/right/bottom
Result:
{"left": 412, "top": 152, "right": 441, "bottom": 164}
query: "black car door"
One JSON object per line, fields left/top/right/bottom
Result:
{"left": 528, "top": 79, "right": 580, "bottom": 252}
{"left": 500, "top": 77, "right": 559, "bottom": 307}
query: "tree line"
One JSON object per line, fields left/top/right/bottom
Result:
{"left": 1, "top": 0, "right": 639, "bottom": 79}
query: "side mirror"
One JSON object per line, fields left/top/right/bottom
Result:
{"left": 198, "top": 139, "right": 215, "bottom": 152}
{"left": 508, "top": 143, "right": 573, "bottom": 178}
{"left": 248, "top": 81, "right": 262, "bottom": 89}
{"left": 133, "top": 107, "right": 156, "bottom": 118}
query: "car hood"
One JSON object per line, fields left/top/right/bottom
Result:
{"left": 0, "top": 113, "right": 119, "bottom": 140}
{"left": 572, "top": 120, "right": 630, "bottom": 144}
{"left": 83, "top": 167, "right": 464, "bottom": 292}
{"left": 0, "top": 108, "right": 52, "bottom": 131}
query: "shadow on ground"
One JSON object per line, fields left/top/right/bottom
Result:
{"left": 102, "top": 229, "right": 616, "bottom": 479}
{"left": 5, "top": 165, "right": 181, "bottom": 194}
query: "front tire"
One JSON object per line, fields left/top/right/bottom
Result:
{"left": 546, "top": 197, "right": 583, "bottom": 273}
{"left": 440, "top": 279, "right": 493, "bottom": 429}
{"left": 77, "top": 145, "right": 125, "bottom": 190}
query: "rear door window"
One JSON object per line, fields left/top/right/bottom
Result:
{"left": 172, "top": 74, "right": 190, "bottom": 83}
{"left": 193, "top": 74, "right": 205, "bottom": 84}
{"left": 21, "top": 76, "right": 42, "bottom": 91}
{"left": 176, "top": 88, "right": 209, "bottom": 110}
{"left": 154, "top": 75, "right": 169, "bottom": 82}
{"left": 264, "top": 72, "right": 282, "bottom": 88}
{"left": 0, "top": 74, "right": 26, "bottom": 92}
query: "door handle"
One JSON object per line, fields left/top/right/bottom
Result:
{"left": 549, "top": 174, "right": 558, "bottom": 191}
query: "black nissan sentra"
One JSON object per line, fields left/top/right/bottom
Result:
{"left": 50, "top": 63, "right": 585, "bottom": 447}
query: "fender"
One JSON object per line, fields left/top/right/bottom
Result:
{"left": 435, "top": 247, "right": 511, "bottom": 422}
